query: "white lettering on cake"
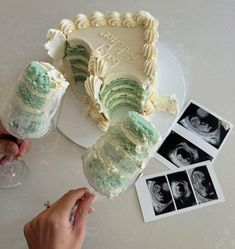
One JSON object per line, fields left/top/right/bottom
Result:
{"left": 97, "top": 44, "right": 119, "bottom": 68}
{"left": 98, "top": 31, "right": 141, "bottom": 67}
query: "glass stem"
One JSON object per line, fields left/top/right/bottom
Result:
{"left": 0, "top": 156, "right": 16, "bottom": 177}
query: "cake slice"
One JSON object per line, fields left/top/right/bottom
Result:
{"left": 45, "top": 11, "right": 178, "bottom": 131}
{"left": 82, "top": 111, "right": 161, "bottom": 198}
{"left": 2, "top": 61, "right": 69, "bottom": 139}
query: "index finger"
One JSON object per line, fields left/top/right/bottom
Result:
{"left": 53, "top": 188, "right": 90, "bottom": 215}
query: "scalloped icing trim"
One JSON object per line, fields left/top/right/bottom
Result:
{"left": 46, "top": 11, "right": 159, "bottom": 81}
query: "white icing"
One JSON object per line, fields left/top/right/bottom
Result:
{"left": 84, "top": 75, "right": 103, "bottom": 104}
{"left": 59, "top": 19, "right": 76, "bottom": 35}
{"left": 144, "top": 18, "right": 158, "bottom": 29}
{"left": 45, "top": 11, "right": 179, "bottom": 131}
{"left": 44, "top": 29, "right": 66, "bottom": 61}
{"left": 154, "top": 95, "right": 178, "bottom": 115}
{"left": 89, "top": 11, "right": 107, "bottom": 27}
{"left": 134, "top": 11, "right": 151, "bottom": 25}
{"left": 144, "top": 59, "right": 156, "bottom": 80}
{"left": 121, "top": 12, "right": 138, "bottom": 27}
{"left": 106, "top": 11, "right": 122, "bottom": 26}
{"left": 143, "top": 43, "right": 156, "bottom": 58}
{"left": 73, "top": 14, "right": 90, "bottom": 29}
{"left": 144, "top": 28, "right": 157, "bottom": 43}
{"left": 38, "top": 62, "right": 69, "bottom": 120}
{"left": 45, "top": 11, "right": 159, "bottom": 89}
{"left": 88, "top": 51, "right": 107, "bottom": 77}
{"left": 142, "top": 100, "right": 156, "bottom": 115}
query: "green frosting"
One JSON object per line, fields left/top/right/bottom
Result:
{"left": 70, "top": 58, "right": 88, "bottom": 67}
{"left": 16, "top": 84, "right": 45, "bottom": 109}
{"left": 12, "top": 119, "right": 41, "bottom": 133}
{"left": 123, "top": 111, "right": 160, "bottom": 145}
{"left": 65, "top": 43, "right": 90, "bottom": 59}
{"left": 83, "top": 155, "right": 125, "bottom": 194}
{"left": 64, "top": 43, "right": 90, "bottom": 96}
{"left": 100, "top": 141, "right": 137, "bottom": 174}
{"left": 71, "top": 65, "right": 88, "bottom": 75}
{"left": 99, "top": 78, "right": 144, "bottom": 116}
{"left": 100, "top": 78, "right": 144, "bottom": 100}
{"left": 107, "top": 96, "right": 140, "bottom": 115}
{"left": 107, "top": 126, "right": 138, "bottom": 155}
{"left": 15, "top": 61, "right": 51, "bottom": 110}
{"left": 24, "top": 61, "right": 50, "bottom": 94}
{"left": 10, "top": 104, "right": 44, "bottom": 133}
{"left": 82, "top": 111, "right": 160, "bottom": 198}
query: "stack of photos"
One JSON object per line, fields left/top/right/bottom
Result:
{"left": 155, "top": 101, "right": 233, "bottom": 170}
{"left": 135, "top": 163, "right": 224, "bottom": 222}
{"left": 135, "top": 100, "right": 233, "bottom": 222}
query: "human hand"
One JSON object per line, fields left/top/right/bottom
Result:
{"left": 24, "top": 188, "right": 96, "bottom": 249}
{"left": 0, "top": 119, "right": 31, "bottom": 165}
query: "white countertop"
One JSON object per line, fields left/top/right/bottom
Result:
{"left": 0, "top": 1, "right": 235, "bottom": 249}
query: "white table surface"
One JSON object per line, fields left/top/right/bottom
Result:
{"left": 0, "top": 1, "right": 235, "bottom": 249}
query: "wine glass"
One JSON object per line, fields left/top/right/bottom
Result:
{"left": 0, "top": 61, "right": 68, "bottom": 189}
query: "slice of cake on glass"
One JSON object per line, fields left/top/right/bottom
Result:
{"left": 82, "top": 111, "right": 162, "bottom": 198}
{"left": 1, "top": 61, "right": 69, "bottom": 139}
{"left": 45, "top": 11, "right": 178, "bottom": 131}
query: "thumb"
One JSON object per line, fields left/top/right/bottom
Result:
{"left": 73, "top": 192, "right": 96, "bottom": 233}
{"left": 0, "top": 140, "right": 19, "bottom": 155}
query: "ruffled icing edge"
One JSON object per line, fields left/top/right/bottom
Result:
{"left": 84, "top": 51, "right": 110, "bottom": 131}
{"left": 45, "top": 11, "right": 159, "bottom": 81}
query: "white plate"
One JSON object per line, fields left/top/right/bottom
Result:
{"left": 58, "top": 43, "right": 186, "bottom": 148}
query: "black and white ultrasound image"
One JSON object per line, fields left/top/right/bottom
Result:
{"left": 178, "top": 103, "right": 230, "bottom": 149}
{"left": 167, "top": 171, "right": 197, "bottom": 210}
{"left": 188, "top": 165, "right": 218, "bottom": 204}
{"left": 147, "top": 176, "right": 175, "bottom": 216}
{"left": 157, "top": 131, "right": 213, "bottom": 168}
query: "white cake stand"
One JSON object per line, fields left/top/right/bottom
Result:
{"left": 57, "top": 43, "right": 186, "bottom": 148}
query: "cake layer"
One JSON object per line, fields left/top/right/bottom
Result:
{"left": 82, "top": 111, "right": 161, "bottom": 198}
{"left": 2, "top": 61, "right": 69, "bottom": 139}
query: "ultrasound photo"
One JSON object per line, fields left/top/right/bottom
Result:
{"left": 167, "top": 171, "right": 197, "bottom": 210}
{"left": 188, "top": 166, "right": 218, "bottom": 204}
{"left": 135, "top": 163, "right": 225, "bottom": 222}
{"left": 146, "top": 176, "right": 175, "bottom": 216}
{"left": 157, "top": 131, "right": 213, "bottom": 168}
{"left": 178, "top": 103, "right": 231, "bottom": 149}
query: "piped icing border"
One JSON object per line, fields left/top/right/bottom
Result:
{"left": 45, "top": 11, "right": 159, "bottom": 81}
{"left": 45, "top": 11, "right": 178, "bottom": 131}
